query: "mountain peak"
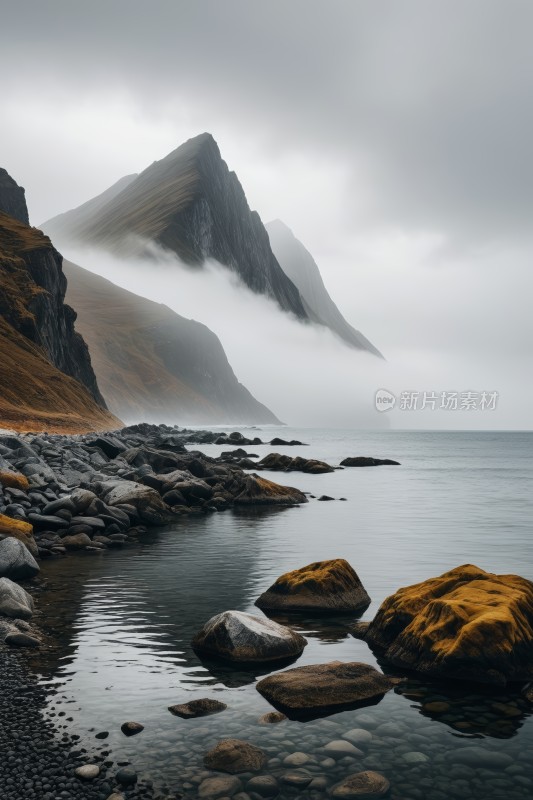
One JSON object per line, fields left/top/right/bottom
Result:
{"left": 0, "top": 168, "right": 29, "bottom": 225}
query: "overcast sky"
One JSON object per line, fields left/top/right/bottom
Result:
{"left": 2, "top": 1, "right": 532, "bottom": 427}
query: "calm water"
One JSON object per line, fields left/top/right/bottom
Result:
{"left": 34, "top": 430, "right": 533, "bottom": 799}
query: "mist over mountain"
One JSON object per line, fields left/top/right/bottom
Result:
{"left": 0, "top": 169, "right": 119, "bottom": 432}
{"left": 64, "top": 259, "right": 280, "bottom": 425}
{"left": 266, "top": 219, "right": 383, "bottom": 357}
{"left": 43, "top": 133, "right": 381, "bottom": 359}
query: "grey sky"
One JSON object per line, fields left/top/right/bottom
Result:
{"left": 1, "top": 1, "right": 532, "bottom": 426}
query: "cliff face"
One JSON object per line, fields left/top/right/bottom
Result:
{"left": 43, "top": 134, "right": 309, "bottom": 319}
{"left": 266, "top": 219, "right": 383, "bottom": 358}
{"left": 0, "top": 170, "right": 120, "bottom": 432}
{"left": 64, "top": 260, "right": 281, "bottom": 425}
{"left": 0, "top": 168, "right": 29, "bottom": 224}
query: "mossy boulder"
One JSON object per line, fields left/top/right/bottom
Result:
{"left": 0, "top": 514, "right": 38, "bottom": 557}
{"left": 0, "top": 469, "right": 29, "bottom": 491}
{"left": 234, "top": 474, "right": 307, "bottom": 506}
{"left": 256, "top": 559, "right": 370, "bottom": 613}
{"left": 353, "top": 564, "right": 533, "bottom": 685}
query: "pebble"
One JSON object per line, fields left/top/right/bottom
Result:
{"left": 75, "top": 764, "right": 100, "bottom": 780}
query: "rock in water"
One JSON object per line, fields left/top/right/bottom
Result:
{"left": 120, "top": 721, "right": 144, "bottom": 736}
{"left": 198, "top": 775, "right": 243, "bottom": 798}
{"left": 0, "top": 537, "right": 39, "bottom": 580}
{"left": 0, "top": 577, "right": 34, "bottom": 619}
{"left": 204, "top": 739, "right": 267, "bottom": 773}
{"left": 234, "top": 474, "right": 307, "bottom": 506}
{"left": 353, "top": 564, "right": 533, "bottom": 684}
{"left": 256, "top": 661, "right": 400, "bottom": 717}
{"left": 340, "top": 457, "right": 400, "bottom": 467}
{"left": 168, "top": 698, "right": 227, "bottom": 718}
{"left": 192, "top": 610, "right": 307, "bottom": 662}
{"left": 329, "top": 771, "right": 391, "bottom": 798}
{"left": 255, "top": 559, "right": 370, "bottom": 613}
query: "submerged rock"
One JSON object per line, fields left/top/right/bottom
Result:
{"left": 353, "top": 564, "right": 533, "bottom": 684}
{"left": 256, "top": 453, "right": 334, "bottom": 474}
{"left": 0, "top": 577, "right": 34, "bottom": 619}
{"left": 0, "top": 537, "right": 39, "bottom": 580}
{"left": 256, "top": 661, "right": 400, "bottom": 717}
{"left": 340, "top": 457, "right": 400, "bottom": 467}
{"left": 329, "top": 770, "right": 391, "bottom": 798}
{"left": 255, "top": 559, "right": 370, "bottom": 613}
{"left": 204, "top": 738, "right": 267, "bottom": 773}
{"left": 192, "top": 610, "right": 307, "bottom": 662}
{"left": 258, "top": 711, "right": 287, "bottom": 724}
{"left": 198, "top": 775, "right": 243, "bottom": 798}
{"left": 168, "top": 698, "right": 227, "bottom": 718}
{"left": 120, "top": 721, "right": 144, "bottom": 736}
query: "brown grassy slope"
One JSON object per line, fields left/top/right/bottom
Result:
{"left": 0, "top": 213, "right": 121, "bottom": 433}
{"left": 64, "top": 260, "right": 278, "bottom": 424}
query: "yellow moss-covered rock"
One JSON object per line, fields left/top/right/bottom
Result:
{"left": 0, "top": 514, "right": 38, "bottom": 557}
{"left": 0, "top": 469, "right": 29, "bottom": 491}
{"left": 354, "top": 564, "right": 533, "bottom": 685}
{"left": 234, "top": 474, "right": 307, "bottom": 506}
{"left": 256, "top": 559, "right": 370, "bottom": 613}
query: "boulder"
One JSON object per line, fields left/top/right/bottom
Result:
{"left": 0, "top": 537, "right": 39, "bottom": 580}
{"left": 0, "top": 469, "right": 29, "bottom": 491}
{"left": 93, "top": 479, "right": 177, "bottom": 524}
{"left": 234, "top": 474, "right": 307, "bottom": 506}
{"left": 256, "top": 559, "right": 370, "bottom": 613}
{"left": 256, "top": 453, "right": 334, "bottom": 474}
{"left": 198, "top": 775, "right": 243, "bottom": 799}
{"left": 192, "top": 610, "right": 307, "bottom": 663}
{"left": 353, "top": 564, "right": 533, "bottom": 685}
{"left": 0, "top": 514, "right": 38, "bottom": 557}
{"left": 329, "top": 771, "right": 391, "bottom": 798}
{"left": 120, "top": 721, "right": 144, "bottom": 736}
{"left": 0, "top": 577, "right": 34, "bottom": 619}
{"left": 256, "top": 661, "right": 400, "bottom": 717}
{"left": 168, "top": 698, "right": 227, "bottom": 718}
{"left": 5, "top": 631, "right": 40, "bottom": 647}
{"left": 61, "top": 533, "right": 93, "bottom": 550}
{"left": 340, "top": 457, "right": 400, "bottom": 467}
{"left": 204, "top": 739, "right": 267, "bottom": 773}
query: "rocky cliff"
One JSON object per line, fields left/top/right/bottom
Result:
{"left": 64, "top": 260, "right": 281, "bottom": 425}
{"left": 43, "top": 134, "right": 308, "bottom": 319}
{"left": 0, "top": 171, "right": 120, "bottom": 433}
{"left": 266, "top": 219, "right": 383, "bottom": 357}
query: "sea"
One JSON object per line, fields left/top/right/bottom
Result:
{"left": 33, "top": 429, "right": 533, "bottom": 799}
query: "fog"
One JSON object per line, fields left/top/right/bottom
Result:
{"left": 63, "top": 242, "right": 532, "bottom": 429}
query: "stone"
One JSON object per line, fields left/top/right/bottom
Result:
{"left": 353, "top": 564, "right": 533, "bottom": 684}
{"left": 234, "top": 474, "right": 307, "bottom": 506}
{"left": 62, "top": 533, "right": 93, "bottom": 550}
{"left": 523, "top": 684, "right": 533, "bottom": 702}
{"left": 451, "top": 747, "right": 513, "bottom": 769}
{"left": 0, "top": 577, "right": 34, "bottom": 619}
{"left": 340, "top": 457, "right": 400, "bottom": 467}
{"left": 329, "top": 771, "right": 391, "bottom": 798}
{"left": 168, "top": 698, "right": 227, "bottom": 718}
{"left": 256, "top": 453, "right": 334, "bottom": 474}
{"left": 322, "top": 740, "right": 364, "bottom": 758}
{"left": 256, "top": 559, "right": 370, "bottom": 613}
{"left": 204, "top": 739, "right": 267, "bottom": 774}
{"left": 342, "top": 729, "right": 373, "bottom": 747}
{"left": 283, "top": 752, "right": 311, "bottom": 766}
{"left": 423, "top": 701, "right": 450, "bottom": 713}
{"left": 75, "top": 764, "right": 100, "bottom": 780}
{"left": 246, "top": 775, "right": 280, "bottom": 797}
{"left": 5, "top": 631, "right": 40, "bottom": 647}
{"left": 192, "top": 610, "right": 307, "bottom": 662}
{"left": 0, "top": 469, "right": 29, "bottom": 491}
{"left": 0, "top": 537, "right": 39, "bottom": 579}
{"left": 94, "top": 479, "right": 177, "bottom": 524}
{"left": 0, "top": 514, "right": 38, "bottom": 556}
{"left": 281, "top": 770, "right": 313, "bottom": 787}
{"left": 116, "top": 767, "right": 138, "bottom": 785}
{"left": 198, "top": 775, "right": 243, "bottom": 798}
{"left": 402, "top": 752, "right": 429, "bottom": 764}
{"left": 120, "top": 721, "right": 144, "bottom": 736}
{"left": 256, "top": 661, "right": 400, "bottom": 717}
{"left": 258, "top": 711, "right": 287, "bottom": 724}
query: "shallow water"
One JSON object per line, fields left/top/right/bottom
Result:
{"left": 34, "top": 429, "right": 533, "bottom": 798}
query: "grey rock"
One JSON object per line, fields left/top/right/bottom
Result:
{"left": 5, "top": 631, "right": 40, "bottom": 647}
{"left": 198, "top": 776, "right": 243, "bottom": 799}
{"left": 204, "top": 739, "right": 267, "bottom": 773}
{"left": 192, "top": 609, "right": 307, "bottom": 663}
{"left": 75, "top": 764, "right": 100, "bottom": 780}
{"left": 246, "top": 776, "right": 280, "bottom": 797}
{"left": 0, "top": 577, "right": 34, "bottom": 618}
{"left": 0, "top": 537, "right": 40, "bottom": 580}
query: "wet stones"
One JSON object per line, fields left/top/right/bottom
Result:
{"left": 198, "top": 774, "right": 243, "bottom": 798}
{"left": 192, "top": 610, "right": 307, "bottom": 663}
{"left": 256, "top": 559, "right": 370, "bottom": 613}
{"left": 329, "top": 771, "right": 391, "bottom": 798}
{"left": 120, "top": 721, "right": 145, "bottom": 736}
{"left": 204, "top": 739, "right": 267, "bottom": 773}
{"left": 168, "top": 698, "right": 227, "bottom": 718}
{"left": 256, "top": 662, "right": 400, "bottom": 717}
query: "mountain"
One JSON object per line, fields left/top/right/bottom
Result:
{"left": 0, "top": 171, "right": 120, "bottom": 433}
{"left": 63, "top": 260, "right": 281, "bottom": 425}
{"left": 266, "top": 220, "right": 383, "bottom": 357}
{"left": 43, "top": 133, "right": 308, "bottom": 319}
